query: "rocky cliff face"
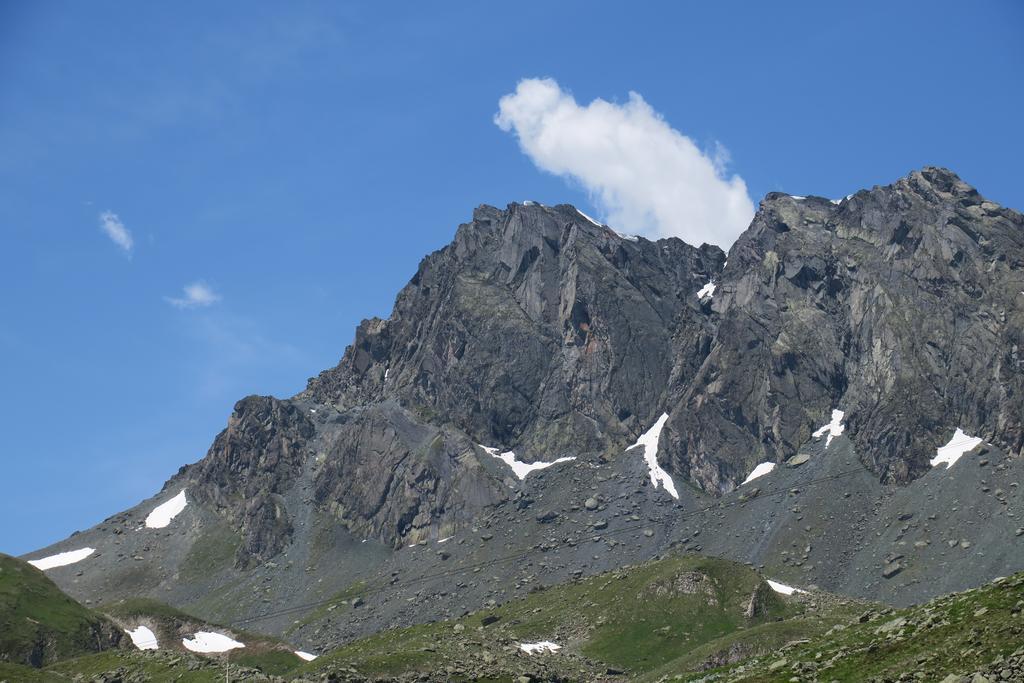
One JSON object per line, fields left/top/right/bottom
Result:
{"left": 186, "top": 396, "right": 314, "bottom": 566}
{"left": 663, "top": 167, "right": 1024, "bottom": 490}
{"left": 149, "top": 168, "right": 1024, "bottom": 565}
{"left": 188, "top": 202, "right": 725, "bottom": 564}
{"left": 303, "top": 202, "right": 724, "bottom": 457}
{"left": 309, "top": 402, "right": 505, "bottom": 548}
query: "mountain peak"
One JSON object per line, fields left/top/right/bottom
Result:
{"left": 22, "top": 170, "right": 1024, "bottom": 665}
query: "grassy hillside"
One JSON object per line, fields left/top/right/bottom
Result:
{"left": 297, "top": 553, "right": 865, "bottom": 681}
{"left": 672, "top": 571, "right": 1024, "bottom": 682}
{"left": 0, "top": 557, "right": 306, "bottom": 679}
{"left": 98, "top": 596, "right": 308, "bottom": 676}
{"left": 0, "top": 553, "right": 123, "bottom": 667}
{"left": 12, "top": 548, "right": 1023, "bottom": 681}
{"left": 45, "top": 649, "right": 256, "bottom": 682}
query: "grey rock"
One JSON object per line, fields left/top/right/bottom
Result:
{"left": 882, "top": 562, "right": 903, "bottom": 579}
{"left": 661, "top": 167, "right": 1024, "bottom": 490}
{"left": 535, "top": 510, "right": 559, "bottom": 524}
{"left": 787, "top": 453, "right": 812, "bottom": 467}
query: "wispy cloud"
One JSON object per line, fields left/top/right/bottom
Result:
{"left": 165, "top": 281, "right": 221, "bottom": 309}
{"left": 495, "top": 78, "right": 755, "bottom": 248}
{"left": 182, "top": 312, "right": 306, "bottom": 400}
{"left": 99, "top": 211, "right": 133, "bottom": 255}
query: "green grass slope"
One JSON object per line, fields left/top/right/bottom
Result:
{"left": 22, "top": 550, "right": 1024, "bottom": 682}
{"left": 0, "top": 561, "right": 310, "bottom": 680}
{"left": 673, "top": 572, "right": 1024, "bottom": 682}
{"left": 44, "top": 649, "right": 261, "bottom": 682}
{"left": 298, "top": 553, "right": 865, "bottom": 682}
{"left": 98, "top": 596, "right": 309, "bottom": 676}
{"left": 0, "top": 553, "right": 123, "bottom": 667}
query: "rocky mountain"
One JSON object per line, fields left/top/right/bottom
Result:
{"left": 20, "top": 167, "right": 1024, "bottom": 662}
{"left": 665, "top": 168, "right": 1024, "bottom": 490}
{"left": 177, "top": 166, "right": 1024, "bottom": 563}
{"left": 303, "top": 201, "right": 723, "bottom": 455}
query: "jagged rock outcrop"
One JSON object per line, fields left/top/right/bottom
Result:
{"left": 115, "top": 168, "right": 1024, "bottom": 567}
{"left": 186, "top": 396, "right": 314, "bottom": 566}
{"left": 310, "top": 402, "right": 506, "bottom": 544}
{"left": 662, "top": 167, "right": 1024, "bottom": 490}
{"left": 183, "top": 396, "right": 507, "bottom": 564}
{"left": 184, "top": 203, "right": 725, "bottom": 562}
{"left": 303, "top": 203, "right": 724, "bottom": 457}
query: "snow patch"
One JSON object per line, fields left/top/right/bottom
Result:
{"left": 437, "top": 536, "right": 453, "bottom": 544}
{"left": 145, "top": 489, "right": 187, "bottom": 529}
{"left": 126, "top": 625, "right": 158, "bottom": 650}
{"left": 575, "top": 208, "right": 602, "bottom": 226}
{"left": 520, "top": 641, "right": 562, "bottom": 654}
{"left": 573, "top": 210, "right": 634, "bottom": 242}
{"left": 182, "top": 632, "right": 245, "bottom": 653}
{"left": 384, "top": 367, "right": 390, "bottom": 380}
{"left": 930, "top": 428, "right": 984, "bottom": 469}
{"left": 480, "top": 446, "right": 575, "bottom": 480}
{"left": 27, "top": 547, "right": 95, "bottom": 570}
{"left": 812, "top": 410, "right": 846, "bottom": 448}
{"left": 626, "top": 414, "right": 678, "bottom": 499}
{"left": 295, "top": 651, "right": 318, "bottom": 661}
{"left": 696, "top": 281, "right": 716, "bottom": 300}
{"left": 790, "top": 195, "right": 806, "bottom": 200}
{"left": 742, "top": 462, "right": 775, "bottom": 485}
{"left": 766, "top": 579, "right": 806, "bottom": 595}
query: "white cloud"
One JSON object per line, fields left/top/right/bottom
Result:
{"left": 165, "top": 281, "right": 221, "bottom": 309}
{"left": 495, "top": 78, "right": 755, "bottom": 247}
{"left": 99, "top": 211, "right": 133, "bottom": 254}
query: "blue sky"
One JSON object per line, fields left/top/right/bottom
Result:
{"left": 1, "top": 1, "right": 1021, "bottom": 555}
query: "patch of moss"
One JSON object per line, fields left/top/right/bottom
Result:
{"left": 101, "top": 596, "right": 197, "bottom": 622}
{"left": 0, "top": 660, "right": 52, "bottom": 681}
{"left": 179, "top": 523, "right": 241, "bottom": 584}
{"left": 232, "top": 648, "right": 304, "bottom": 676}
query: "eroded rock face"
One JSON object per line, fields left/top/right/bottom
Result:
{"left": 176, "top": 167, "right": 1024, "bottom": 566}
{"left": 662, "top": 167, "right": 1024, "bottom": 490}
{"left": 303, "top": 203, "right": 724, "bottom": 459}
{"left": 310, "top": 403, "right": 506, "bottom": 547}
{"left": 743, "top": 581, "right": 777, "bottom": 620}
{"left": 643, "top": 570, "right": 719, "bottom": 605}
{"left": 183, "top": 397, "right": 508, "bottom": 564}
{"left": 186, "top": 396, "right": 313, "bottom": 566}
